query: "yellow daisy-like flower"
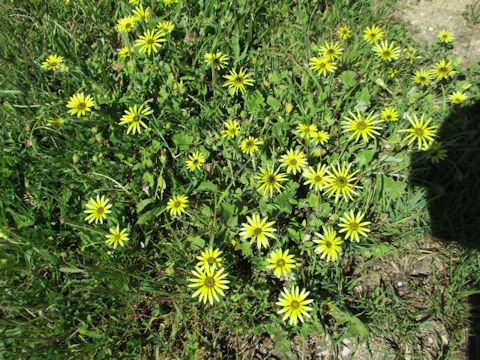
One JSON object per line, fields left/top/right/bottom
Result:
{"left": 337, "top": 25, "right": 352, "bottom": 40}
{"left": 309, "top": 57, "right": 336, "bottom": 77}
{"left": 431, "top": 59, "right": 455, "bottom": 80}
{"left": 400, "top": 113, "right": 438, "bottom": 151}
{"left": 66, "top": 92, "right": 95, "bottom": 117}
{"left": 404, "top": 47, "right": 419, "bottom": 63}
{"left": 313, "top": 227, "right": 343, "bottom": 262}
{"left": 164, "top": 0, "right": 178, "bottom": 3}
{"left": 157, "top": 21, "right": 175, "bottom": 35}
{"left": 363, "top": 25, "right": 383, "bottom": 43}
{"left": 266, "top": 249, "right": 296, "bottom": 278}
{"left": 222, "top": 119, "right": 240, "bottom": 138}
{"left": 412, "top": 69, "right": 432, "bottom": 85}
{"left": 256, "top": 166, "right": 288, "bottom": 197}
{"left": 319, "top": 41, "right": 343, "bottom": 60}
{"left": 324, "top": 163, "right": 360, "bottom": 202}
{"left": 132, "top": 4, "right": 149, "bottom": 22}
{"left": 373, "top": 40, "right": 400, "bottom": 61}
{"left": 41, "top": 54, "right": 64, "bottom": 71}
{"left": 223, "top": 68, "right": 254, "bottom": 95}
{"left": 205, "top": 52, "right": 229, "bottom": 69}
{"left": 449, "top": 91, "right": 467, "bottom": 104}
{"left": 240, "top": 136, "right": 262, "bottom": 154}
{"left": 338, "top": 210, "right": 371, "bottom": 242}
{"left": 129, "top": 0, "right": 140, "bottom": 4}
{"left": 166, "top": 195, "right": 189, "bottom": 217}
{"left": 437, "top": 30, "right": 454, "bottom": 44}
{"left": 118, "top": 47, "right": 131, "bottom": 58}
{"left": 239, "top": 213, "right": 276, "bottom": 249}
{"left": 196, "top": 248, "right": 223, "bottom": 271}
{"left": 311, "top": 130, "right": 330, "bottom": 145}
{"left": 388, "top": 67, "right": 398, "bottom": 78}
{"left": 426, "top": 142, "right": 447, "bottom": 164}
{"left": 105, "top": 225, "right": 129, "bottom": 249}
{"left": 84, "top": 195, "right": 112, "bottom": 224}
{"left": 119, "top": 104, "right": 154, "bottom": 135}
{"left": 303, "top": 164, "right": 328, "bottom": 192}
{"left": 188, "top": 267, "right": 229, "bottom": 305}
{"left": 186, "top": 151, "right": 205, "bottom": 171}
{"left": 342, "top": 110, "right": 382, "bottom": 142}
{"left": 116, "top": 16, "right": 136, "bottom": 32}
{"left": 381, "top": 107, "right": 399, "bottom": 122}
{"left": 280, "top": 149, "right": 307, "bottom": 175}
{"left": 231, "top": 239, "right": 241, "bottom": 251}
{"left": 297, "top": 123, "right": 318, "bottom": 139}
{"left": 276, "top": 286, "right": 314, "bottom": 326}
{"left": 135, "top": 30, "right": 166, "bottom": 55}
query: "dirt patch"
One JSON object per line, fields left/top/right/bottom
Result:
{"left": 397, "top": 0, "right": 480, "bottom": 66}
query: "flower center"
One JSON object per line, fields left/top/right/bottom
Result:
{"left": 96, "top": 207, "right": 104, "bottom": 215}
{"left": 193, "top": 159, "right": 199, "bottom": 165}
{"left": 267, "top": 175, "right": 276, "bottom": 184}
{"left": 133, "top": 115, "right": 141, "bottom": 123}
{"left": 314, "top": 175, "right": 322, "bottom": 183}
{"left": 419, "top": 76, "right": 426, "bottom": 82}
{"left": 207, "top": 257, "right": 215, "bottom": 265}
{"left": 414, "top": 128, "right": 424, "bottom": 137}
{"left": 246, "top": 141, "right": 253, "bottom": 148}
{"left": 382, "top": 50, "right": 391, "bottom": 57}
{"left": 290, "top": 300, "right": 300, "bottom": 309}
{"left": 336, "top": 176, "right": 347, "bottom": 187}
{"left": 356, "top": 121, "right": 367, "bottom": 130}
{"left": 318, "top": 62, "right": 326, "bottom": 69}
{"left": 349, "top": 222, "right": 358, "bottom": 230}
{"left": 174, "top": 201, "right": 181, "bottom": 208}
{"left": 147, "top": 38, "right": 155, "bottom": 45}
{"left": 204, "top": 276, "right": 215, "bottom": 288}
{"left": 77, "top": 102, "right": 86, "bottom": 110}
{"left": 327, "top": 49, "right": 334, "bottom": 55}
{"left": 325, "top": 240, "right": 333, "bottom": 248}
{"left": 439, "top": 66, "right": 447, "bottom": 74}
{"left": 214, "top": 58, "right": 220, "bottom": 64}
{"left": 276, "top": 259, "right": 286, "bottom": 268}
{"left": 126, "top": 22, "right": 132, "bottom": 29}
{"left": 235, "top": 77, "right": 243, "bottom": 84}
{"left": 386, "top": 115, "right": 392, "bottom": 120}
{"left": 114, "top": 234, "right": 122, "bottom": 241}
{"left": 289, "top": 159, "right": 298, "bottom": 166}
{"left": 254, "top": 227, "right": 262, "bottom": 235}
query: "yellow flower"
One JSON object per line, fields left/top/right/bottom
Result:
{"left": 342, "top": 110, "right": 382, "bottom": 142}
{"left": 105, "top": 225, "right": 129, "bottom": 249}
{"left": 240, "top": 213, "right": 276, "bottom": 249}
{"left": 266, "top": 249, "right": 296, "bottom": 278}
{"left": 66, "top": 92, "right": 95, "bottom": 117}
{"left": 449, "top": 91, "right": 467, "bottom": 104}
{"left": 223, "top": 68, "right": 254, "bottom": 95}
{"left": 118, "top": 47, "right": 131, "bottom": 58}
{"left": 373, "top": 40, "right": 400, "bottom": 61}
{"left": 381, "top": 107, "right": 399, "bottom": 122}
{"left": 166, "top": 195, "right": 189, "bottom": 217}
{"left": 164, "top": 0, "right": 178, "bottom": 3}
{"left": 276, "top": 286, "right": 314, "bottom": 326}
{"left": 205, "top": 52, "right": 229, "bottom": 69}
{"left": 297, "top": 123, "right": 318, "bottom": 139}
{"left": 231, "top": 239, "right": 241, "bottom": 251}
{"left": 303, "top": 164, "right": 328, "bottom": 191}
{"left": 186, "top": 151, "right": 205, "bottom": 171}
{"left": 280, "top": 149, "right": 307, "bottom": 175}
{"left": 314, "top": 227, "right": 343, "bottom": 262}
{"left": 400, "top": 113, "right": 438, "bottom": 151}
{"left": 324, "top": 163, "right": 360, "bottom": 202}
{"left": 222, "top": 119, "right": 240, "bottom": 138}
{"left": 431, "top": 59, "right": 455, "bottom": 80}
{"left": 157, "top": 21, "right": 175, "bottom": 35}
{"left": 338, "top": 210, "right": 371, "bottom": 242}
{"left": 240, "top": 136, "right": 262, "bottom": 154}
{"left": 129, "top": 0, "right": 140, "bottom": 3}
{"left": 338, "top": 25, "right": 352, "bottom": 40}
{"left": 309, "top": 57, "right": 336, "bottom": 77}
{"left": 41, "top": 54, "right": 64, "bottom": 71}
{"left": 437, "top": 30, "right": 454, "bottom": 43}
{"left": 84, "top": 195, "right": 112, "bottom": 224}
{"left": 47, "top": 117, "right": 65, "bottom": 126}
{"left": 188, "top": 267, "right": 229, "bottom": 305}
{"left": 311, "top": 130, "right": 330, "bottom": 145}
{"left": 319, "top": 41, "right": 343, "bottom": 60}
{"left": 412, "top": 68, "right": 432, "bottom": 85}
{"left": 256, "top": 166, "right": 288, "bottom": 197}
{"left": 426, "top": 142, "right": 447, "bottom": 164}
{"left": 132, "top": 4, "right": 149, "bottom": 22}
{"left": 135, "top": 30, "right": 166, "bottom": 55}
{"left": 388, "top": 67, "right": 398, "bottom": 78}
{"left": 116, "top": 16, "right": 137, "bottom": 32}
{"left": 119, "top": 104, "right": 154, "bottom": 134}
{"left": 363, "top": 25, "right": 383, "bottom": 43}
{"left": 196, "top": 248, "right": 223, "bottom": 271}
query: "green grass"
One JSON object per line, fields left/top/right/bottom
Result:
{"left": 1, "top": 0, "right": 480, "bottom": 358}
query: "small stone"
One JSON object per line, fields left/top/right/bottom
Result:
{"left": 341, "top": 346, "right": 352, "bottom": 358}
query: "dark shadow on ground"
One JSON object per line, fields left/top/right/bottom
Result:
{"left": 409, "top": 101, "right": 480, "bottom": 359}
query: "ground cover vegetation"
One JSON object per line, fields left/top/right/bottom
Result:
{"left": 1, "top": 0, "right": 480, "bottom": 358}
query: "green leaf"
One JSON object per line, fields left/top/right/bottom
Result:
{"left": 240, "top": 241, "right": 253, "bottom": 258}
{"left": 136, "top": 198, "right": 155, "bottom": 214}
{"left": 382, "top": 176, "right": 406, "bottom": 200}
{"left": 356, "top": 149, "right": 375, "bottom": 166}
{"left": 172, "top": 132, "right": 194, "bottom": 150}
{"left": 339, "top": 71, "right": 356, "bottom": 88}
{"left": 59, "top": 267, "right": 86, "bottom": 274}
{"left": 188, "top": 236, "right": 205, "bottom": 249}
{"left": 77, "top": 325, "right": 103, "bottom": 339}
{"left": 197, "top": 181, "right": 217, "bottom": 192}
